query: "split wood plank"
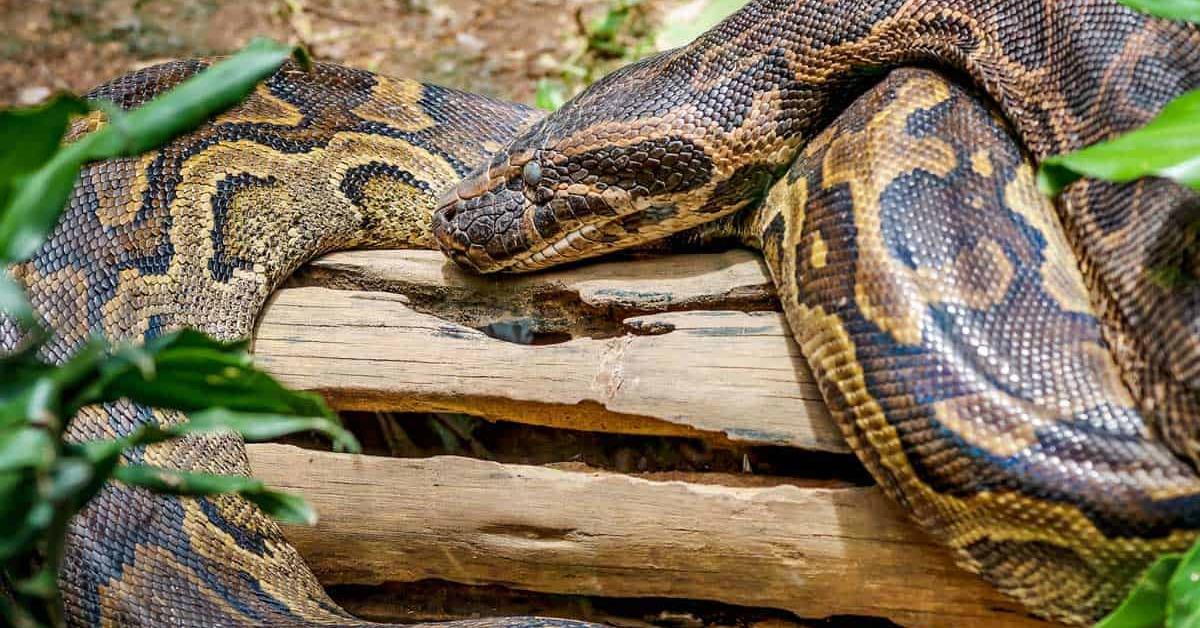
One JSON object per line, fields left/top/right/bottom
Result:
{"left": 256, "top": 286, "right": 833, "bottom": 449}
{"left": 255, "top": 250, "right": 844, "bottom": 451}
{"left": 246, "top": 444, "right": 1049, "bottom": 628}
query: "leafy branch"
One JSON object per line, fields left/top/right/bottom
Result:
{"left": 0, "top": 39, "right": 357, "bottom": 628}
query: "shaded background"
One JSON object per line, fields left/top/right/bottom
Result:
{"left": 0, "top": 2, "right": 907, "bottom": 626}
{"left": 0, "top": 0, "right": 734, "bottom": 107}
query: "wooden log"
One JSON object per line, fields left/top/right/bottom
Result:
{"left": 246, "top": 444, "right": 1048, "bottom": 628}
{"left": 254, "top": 250, "right": 844, "bottom": 452}
{"left": 295, "top": 249, "right": 780, "bottom": 330}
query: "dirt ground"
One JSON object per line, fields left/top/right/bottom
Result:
{"left": 0, "top": 0, "right": 699, "bottom": 106}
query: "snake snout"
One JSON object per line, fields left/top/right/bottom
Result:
{"left": 433, "top": 171, "right": 532, "bottom": 274}
{"left": 431, "top": 194, "right": 476, "bottom": 269}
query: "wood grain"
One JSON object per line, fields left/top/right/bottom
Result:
{"left": 255, "top": 250, "right": 843, "bottom": 451}
{"left": 247, "top": 444, "right": 1048, "bottom": 628}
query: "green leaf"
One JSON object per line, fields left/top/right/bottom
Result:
{"left": 0, "top": 494, "right": 48, "bottom": 561}
{"left": 1121, "top": 0, "right": 1200, "bottom": 22}
{"left": 13, "top": 567, "right": 57, "bottom": 600}
{"left": 113, "top": 465, "right": 316, "bottom": 525}
{"left": 96, "top": 332, "right": 333, "bottom": 419}
{"left": 0, "top": 470, "right": 39, "bottom": 559}
{"left": 0, "top": 274, "right": 33, "bottom": 329}
{"left": 656, "top": 0, "right": 749, "bottom": 50}
{"left": 535, "top": 79, "right": 567, "bottom": 112}
{"left": 182, "top": 408, "right": 359, "bottom": 453}
{"left": 115, "top": 464, "right": 262, "bottom": 495}
{"left": 1039, "top": 89, "right": 1200, "bottom": 196}
{"left": 46, "top": 458, "right": 92, "bottom": 502}
{"left": 0, "top": 94, "right": 89, "bottom": 210}
{"left": 241, "top": 489, "right": 317, "bottom": 526}
{"left": 22, "top": 378, "right": 61, "bottom": 431}
{"left": 1169, "top": 537, "right": 1200, "bottom": 626}
{"left": 86, "top": 38, "right": 294, "bottom": 159}
{"left": 0, "top": 428, "right": 53, "bottom": 473}
{"left": 1098, "top": 554, "right": 1181, "bottom": 628}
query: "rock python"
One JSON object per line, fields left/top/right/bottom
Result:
{"left": 1, "top": 0, "right": 1199, "bottom": 626}
{"left": 435, "top": 0, "right": 1200, "bottom": 625}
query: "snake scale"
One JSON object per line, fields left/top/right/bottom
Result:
{"left": 2, "top": 0, "right": 1200, "bottom": 625}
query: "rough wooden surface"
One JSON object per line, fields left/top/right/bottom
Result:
{"left": 256, "top": 249, "right": 844, "bottom": 452}
{"left": 246, "top": 444, "right": 1048, "bottom": 628}
{"left": 250, "top": 248, "right": 1052, "bottom": 627}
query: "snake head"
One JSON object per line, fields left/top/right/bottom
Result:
{"left": 432, "top": 119, "right": 638, "bottom": 274}
{"left": 433, "top": 58, "right": 727, "bottom": 274}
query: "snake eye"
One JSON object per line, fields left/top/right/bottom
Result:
{"left": 522, "top": 161, "right": 542, "bottom": 187}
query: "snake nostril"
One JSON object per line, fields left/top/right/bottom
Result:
{"left": 431, "top": 209, "right": 460, "bottom": 253}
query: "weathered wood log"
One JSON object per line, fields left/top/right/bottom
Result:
{"left": 252, "top": 249, "right": 1052, "bottom": 626}
{"left": 246, "top": 444, "right": 1048, "bottom": 628}
{"left": 255, "top": 250, "right": 844, "bottom": 452}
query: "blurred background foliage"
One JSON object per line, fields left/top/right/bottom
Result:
{"left": 0, "top": 0, "right": 751, "bottom": 109}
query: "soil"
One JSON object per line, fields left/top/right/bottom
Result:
{"left": 0, "top": 0, "right": 686, "bottom": 106}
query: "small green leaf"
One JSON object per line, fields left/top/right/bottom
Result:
{"left": 0, "top": 428, "right": 53, "bottom": 473}
{"left": 0, "top": 94, "right": 89, "bottom": 204}
{"left": 1169, "top": 537, "right": 1200, "bottom": 626}
{"left": 46, "top": 458, "right": 93, "bottom": 502}
{"left": 1121, "top": 0, "right": 1200, "bottom": 22}
{"left": 14, "top": 567, "right": 57, "bottom": 600}
{"left": 183, "top": 408, "right": 359, "bottom": 453}
{"left": 87, "top": 38, "right": 294, "bottom": 159}
{"left": 535, "top": 79, "right": 567, "bottom": 111}
{"left": 115, "top": 464, "right": 265, "bottom": 495}
{"left": 242, "top": 489, "right": 317, "bottom": 526}
{"left": 0, "top": 470, "right": 39, "bottom": 559}
{"left": 1098, "top": 554, "right": 1181, "bottom": 628}
{"left": 656, "top": 0, "right": 749, "bottom": 50}
{"left": 1039, "top": 89, "right": 1200, "bottom": 196}
{"left": 0, "top": 274, "right": 34, "bottom": 328}
{"left": 23, "top": 377, "right": 61, "bottom": 430}
{"left": 97, "top": 333, "right": 333, "bottom": 419}
{"left": 114, "top": 465, "right": 315, "bottom": 525}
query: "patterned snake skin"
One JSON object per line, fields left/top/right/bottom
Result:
{"left": 4, "top": 0, "right": 1200, "bottom": 625}
{"left": 433, "top": 0, "right": 1200, "bottom": 625}
{"left": 1, "top": 60, "right": 597, "bottom": 626}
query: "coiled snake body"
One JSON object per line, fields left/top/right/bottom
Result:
{"left": 4, "top": 0, "right": 1200, "bottom": 625}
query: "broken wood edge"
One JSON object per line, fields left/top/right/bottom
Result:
{"left": 255, "top": 286, "right": 848, "bottom": 453}
{"left": 316, "top": 389, "right": 749, "bottom": 450}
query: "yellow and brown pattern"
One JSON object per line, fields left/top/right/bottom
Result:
{"left": 757, "top": 69, "right": 1200, "bottom": 624}
{"left": 0, "top": 59, "right": 600, "bottom": 627}
{"left": 437, "top": 0, "right": 1200, "bottom": 625}
{"left": 9, "top": 0, "right": 1200, "bottom": 624}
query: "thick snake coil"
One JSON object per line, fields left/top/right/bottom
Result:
{"left": 2, "top": 0, "right": 1199, "bottom": 626}
{"left": 436, "top": 0, "right": 1200, "bottom": 624}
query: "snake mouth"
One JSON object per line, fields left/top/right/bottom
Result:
{"left": 433, "top": 187, "right": 614, "bottom": 275}
{"left": 431, "top": 193, "right": 488, "bottom": 272}
{"left": 435, "top": 191, "right": 696, "bottom": 274}
{"left": 431, "top": 165, "right": 527, "bottom": 273}
{"left": 433, "top": 166, "right": 632, "bottom": 274}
